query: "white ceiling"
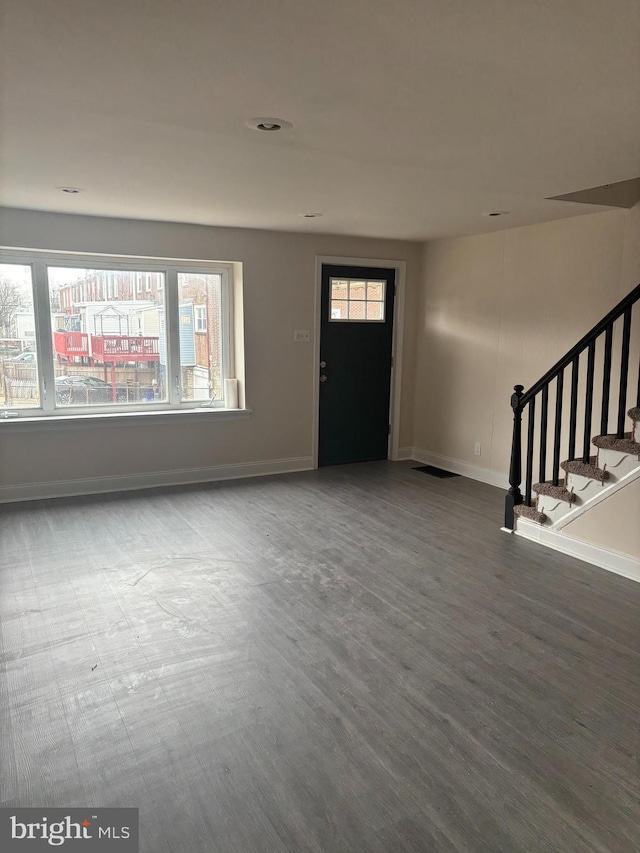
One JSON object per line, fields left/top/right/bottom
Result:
{"left": 1, "top": 0, "right": 639, "bottom": 241}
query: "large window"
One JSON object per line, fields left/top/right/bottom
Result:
{"left": 0, "top": 253, "right": 234, "bottom": 418}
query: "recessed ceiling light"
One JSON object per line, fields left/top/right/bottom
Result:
{"left": 57, "top": 186, "right": 83, "bottom": 194}
{"left": 482, "top": 210, "right": 509, "bottom": 217}
{"left": 246, "top": 117, "right": 293, "bottom": 132}
{"left": 298, "top": 213, "right": 323, "bottom": 218}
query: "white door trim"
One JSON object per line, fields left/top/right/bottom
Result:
{"left": 313, "top": 256, "right": 406, "bottom": 468}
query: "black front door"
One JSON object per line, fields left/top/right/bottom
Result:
{"left": 318, "top": 264, "right": 396, "bottom": 466}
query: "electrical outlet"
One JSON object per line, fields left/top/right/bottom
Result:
{"left": 474, "top": 442, "right": 482, "bottom": 456}
{"left": 294, "top": 329, "right": 311, "bottom": 342}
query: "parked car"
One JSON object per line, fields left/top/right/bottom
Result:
{"left": 55, "top": 375, "right": 124, "bottom": 404}
{"left": 6, "top": 350, "right": 36, "bottom": 362}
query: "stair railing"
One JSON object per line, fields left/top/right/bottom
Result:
{"left": 505, "top": 282, "right": 640, "bottom": 529}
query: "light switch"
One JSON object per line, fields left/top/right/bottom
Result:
{"left": 294, "top": 330, "right": 311, "bottom": 342}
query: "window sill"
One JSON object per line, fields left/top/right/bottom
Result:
{"left": 0, "top": 407, "right": 252, "bottom": 432}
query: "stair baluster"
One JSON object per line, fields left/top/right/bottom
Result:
{"left": 600, "top": 324, "right": 613, "bottom": 436}
{"left": 568, "top": 356, "right": 579, "bottom": 461}
{"left": 617, "top": 307, "right": 632, "bottom": 437}
{"left": 583, "top": 340, "right": 596, "bottom": 462}
{"left": 552, "top": 370, "right": 564, "bottom": 486}
{"left": 525, "top": 397, "right": 535, "bottom": 506}
{"left": 539, "top": 384, "right": 549, "bottom": 483}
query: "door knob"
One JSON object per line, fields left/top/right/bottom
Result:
{"left": 320, "top": 375, "right": 328, "bottom": 382}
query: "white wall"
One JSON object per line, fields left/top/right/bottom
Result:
{"left": 413, "top": 203, "right": 640, "bottom": 480}
{"left": 0, "top": 208, "right": 422, "bottom": 496}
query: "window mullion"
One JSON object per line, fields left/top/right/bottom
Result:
{"left": 33, "top": 262, "right": 55, "bottom": 413}
{"left": 165, "top": 268, "right": 181, "bottom": 405}
{"left": 221, "top": 269, "right": 233, "bottom": 385}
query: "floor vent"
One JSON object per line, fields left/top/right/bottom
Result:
{"left": 413, "top": 465, "right": 460, "bottom": 479}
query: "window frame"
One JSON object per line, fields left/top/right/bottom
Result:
{"left": 0, "top": 249, "right": 235, "bottom": 419}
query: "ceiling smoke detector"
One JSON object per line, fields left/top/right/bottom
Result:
{"left": 246, "top": 117, "right": 292, "bottom": 132}
{"left": 57, "top": 186, "right": 83, "bottom": 194}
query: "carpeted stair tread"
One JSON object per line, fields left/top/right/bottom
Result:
{"left": 513, "top": 503, "right": 547, "bottom": 524}
{"left": 592, "top": 432, "right": 640, "bottom": 455}
{"left": 561, "top": 457, "right": 609, "bottom": 482}
{"left": 532, "top": 480, "right": 575, "bottom": 503}
{"left": 628, "top": 406, "right": 640, "bottom": 423}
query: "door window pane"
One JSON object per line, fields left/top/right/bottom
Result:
{"left": 348, "top": 301, "right": 366, "bottom": 320}
{"left": 331, "top": 280, "right": 348, "bottom": 300}
{"left": 48, "top": 267, "right": 167, "bottom": 407}
{"left": 329, "top": 277, "right": 386, "bottom": 322}
{"left": 349, "top": 281, "right": 366, "bottom": 300}
{"left": 331, "top": 300, "right": 349, "bottom": 320}
{"left": 178, "top": 273, "right": 223, "bottom": 401}
{"left": 0, "top": 264, "right": 39, "bottom": 409}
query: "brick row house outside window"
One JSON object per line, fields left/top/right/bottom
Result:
{"left": 0, "top": 264, "right": 226, "bottom": 409}
{"left": 55, "top": 269, "right": 223, "bottom": 403}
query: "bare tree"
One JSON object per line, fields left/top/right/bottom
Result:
{"left": 0, "top": 277, "right": 26, "bottom": 337}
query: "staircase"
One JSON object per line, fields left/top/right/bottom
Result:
{"left": 504, "top": 283, "right": 640, "bottom": 578}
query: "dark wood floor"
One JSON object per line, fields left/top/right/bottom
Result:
{"left": 1, "top": 462, "right": 638, "bottom": 852}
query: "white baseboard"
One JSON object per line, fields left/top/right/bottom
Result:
{"left": 514, "top": 518, "right": 640, "bottom": 584}
{"left": 411, "top": 447, "right": 509, "bottom": 489}
{"left": 0, "top": 456, "right": 315, "bottom": 504}
{"left": 396, "top": 446, "right": 415, "bottom": 461}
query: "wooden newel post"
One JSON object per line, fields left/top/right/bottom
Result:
{"left": 505, "top": 384, "right": 525, "bottom": 529}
